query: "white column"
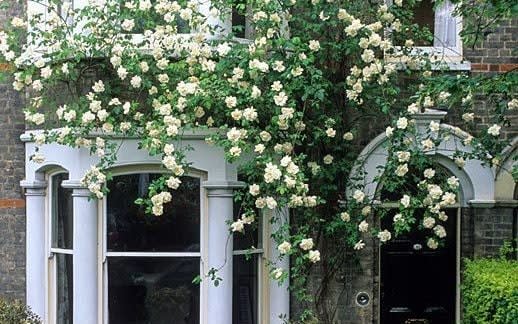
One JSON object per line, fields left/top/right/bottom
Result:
{"left": 203, "top": 181, "right": 244, "bottom": 324}
{"left": 62, "top": 181, "right": 98, "bottom": 324}
{"left": 269, "top": 208, "right": 290, "bottom": 324}
{"left": 21, "top": 180, "right": 47, "bottom": 319}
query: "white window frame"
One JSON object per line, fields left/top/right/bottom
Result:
{"left": 386, "top": 0, "right": 464, "bottom": 61}
{"left": 98, "top": 168, "right": 208, "bottom": 324}
{"left": 46, "top": 170, "right": 74, "bottom": 324}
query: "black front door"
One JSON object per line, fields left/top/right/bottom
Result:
{"left": 380, "top": 209, "right": 457, "bottom": 324}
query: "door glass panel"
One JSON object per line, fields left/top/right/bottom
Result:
{"left": 107, "top": 174, "right": 200, "bottom": 252}
{"left": 108, "top": 257, "right": 200, "bottom": 324}
{"left": 51, "top": 173, "right": 73, "bottom": 249}
{"left": 233, "top": 254, "right": 258, "bottom": 324}
{"left": 56, "top": 253, "right": 73, "bottom": 324}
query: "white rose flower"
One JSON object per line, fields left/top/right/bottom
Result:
{"left": 231, "top": 219, "right": 245, "bottom": 233}
{"left": 395, "top": 164, "right": 408, "bottom": 177}
{"left": 309, "top": 40, "right": 320, "bottom": 51}
{"left": 166, "top": 176, "right": 181, "bottom": 189}
{"left": 265, "top": 196, "right": 278, "bottom": 209}
{"left": 434, "top": 225, "right": 447, "bottom": 238}
{"left": 385, "top": 126, "right": 394, "bottom": 137}
{"left": 455, "top": 157, "right": 466, "bottom": 168}
{"left": 393, "top": 213, "right": 403, "bottom": 223}
{"left": 358, "top": 220, "right": 369, "bottom": 232}
{"left": 340, "top": 212, "right": 350, "bottom": 222}
{"left": 323, "top": 154, "right": 334, "bottom": 165}
{"left": 278, "top": 241, "right": 292, "bottom": 254}
{"left": 254, "top": 144, "right": 265, "bottom": 154}
{"left": 249, "top": 184, "right": 260, "bottom": 196}
{"left": 447, "top": 176, "right": 459, "bottom": 189}
{"left": 271, "top": 268, "right": 284, "bottom": 280}
{"left": 274, "top": 91, "right": 288, "bottom": 106}
{"left": 326, "top": 128, "right": 336, "bottom": 138}
{"left": 308, "top": 250, "right": 320, "bottom": 263}
{"left": 264, "top": 162, "right": 282, "bottom": 183}
{"left": 507, "top": 98, "right": 518, "bottom": 110}
{"left": 423, "top": 168, "right": 435, "bottom": 179}
{"left": 396, "top": 151, "right": 410, "bottom": 162}
{"left": 427, "top": 238, "right": 438, "bottom": 249}
{"left": 343, "top": 132, "right": 354, "bottom": 141}
{"left": 92, "top": 80, "right": 105, "bottom": 93}
{"left": 377, "top": 230, "right": 392, "bottom": 242}
{"left": 429, "top": 121, "right": 440, "bottom": 133}
{"left": 396, "top": 117, "right": 408, "bottom": 129}
{"left": 423, "top": 217, "right": 435, "bottom": 229}
{"left": 353, "top": 190, "right": 365, "bottom": 203}
{"left": 121, "top": 19, "right": 135, "bottom": 31}
{"left": 354, "top": 240, "right": 365, "bottom": 250}
{"left": 462, "top": 112, "right": 474, "bottom": 122}
{"left": 130, "top": 75, "right": 142, "bottom": 88}
{"left": 225, "top": 96, "right": 238, "bottom": 108}
{"left": 299, "top": 238, "right": 314, "bottom": 251}
{"left": 487, "top": 124, "right": 501, "bottom": 136}
{"left": 117, "top": 66, "right": 128, "bottom": 80}
{"left": 229, "top": 146, "right": 242, "bottom": 157}
{"left": 400, "top": 195, "right": 411, "bottom": 208}
{"left": 421, "top": 138, "right": 435, "bottom": 151}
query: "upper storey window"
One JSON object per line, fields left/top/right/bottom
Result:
{"left": 390, "top": 0, "right": 462, "bottom": 58}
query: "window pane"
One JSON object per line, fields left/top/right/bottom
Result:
{"left": 108, "top": 257, "right": 200, "bottom": 324}
{"left": 233, "top": 204, "right": 261, "bottom": 251}
{"left": 107, "top": 174, "right": 200, "bottom": 252}
{"left": 413, "top": 0, "right": 434, "bottom": 46}
{"left": 56, "top": 253, "right": 73, "bottom": 324}
{"left": 52, "top": 173, "right": 73, "bottom": 249}
{"left": 233, "top": 254, "right": 258, "bottom": 324}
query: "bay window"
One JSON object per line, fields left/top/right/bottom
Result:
{"left": 22, "top": 132, "right": 290, "bottom": 323}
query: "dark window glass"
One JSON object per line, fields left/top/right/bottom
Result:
{"left": 108, "top": 257, "right": 200, "bottom": 324}
{"left": 52, "top": 173, "right": 73, "bottom": 250}
{"left": 233, "top": 203, "right": 261, "bottom": 251}
{"left": 232, "top": 255, "right": 258, "bottom": 324}
{"left": 413, "top": 0, "right": 435, "bottom": 46}
{"left": 56, "top": 254, "right": 73, "bottom": 324}
{"left": 107, "top": 174, "right": 200, "bottom": 252}
{"left": 232, "top": 1, "right": 247, "bottom": 39}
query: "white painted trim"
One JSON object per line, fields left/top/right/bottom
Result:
{"left": 105, "top": 251, "right": 201, "bottom": 257}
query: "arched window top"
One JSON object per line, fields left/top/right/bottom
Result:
{"left": 348, "top": 114, "right": 495, "bottom": 206}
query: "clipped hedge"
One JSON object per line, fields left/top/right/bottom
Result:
{"left": 0, "top": 298, "right": 41, "bottom": 324}
{"left": 462, "top": 258, "right": 518, "bottom": 324}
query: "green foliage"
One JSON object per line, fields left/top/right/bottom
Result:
{"left": 462, "top": 258, "right": 518, "bottom": 324}
{"left": 0, "top": 298, "right": 41, "bottom": 324}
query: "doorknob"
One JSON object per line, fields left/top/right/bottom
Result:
{"left": 413, "top": 243, "right": 422, "bottom": 251}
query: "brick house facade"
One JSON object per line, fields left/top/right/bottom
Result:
{"left": 0, "top": 1, "right": 516, "bottom": 323}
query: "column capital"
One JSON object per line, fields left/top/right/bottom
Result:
{"left": 202, "top": 181, "right": 245, "bottom": 197}
{"left": 20, "top": 180, "right": 47, "bottom": 196}
{"left": 62, "top": 180, "right": 93, "bottom": 197}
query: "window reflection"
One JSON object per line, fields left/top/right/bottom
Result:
{"left": 233, "top": 255, "right": 258, "bottom": 324}
{"left": 108, "top": 257, "right": 200, "bottom": 324}
{"left": 56, "top": 253, "right": 73, "bottom": 324}
{"left": 52, "top": 173, "right": 73, "bottom": 249}
{"left": 107, "top": 174, "right": 200, "bottom": 252}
